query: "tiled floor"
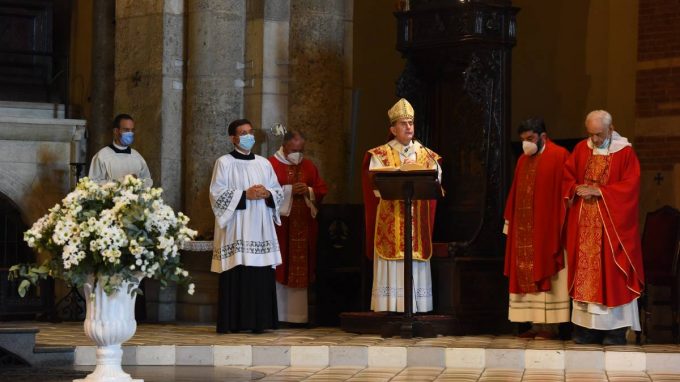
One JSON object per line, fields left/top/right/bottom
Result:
{"left": 254, "top": 367, "right": 680, "bottom": 381}
{"left": 4, "top": 322, "right": 680, "bottom": 380}
{"left": 6, "top": 321, "right": 677, "bottom": 352}
{"left": 4, "top": 365, "right": 680, "bottom": 382}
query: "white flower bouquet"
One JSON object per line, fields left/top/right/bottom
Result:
{"left": 9, "top": 175, "right": 197, "bottom": 297}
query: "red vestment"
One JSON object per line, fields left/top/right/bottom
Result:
{"left": 504, "top": 140, "right": 569, "bottom": 294}
{"left": 562, "top": 140, "right": 644, "bottom": 307}
{"left": 268, "top": 156, "right": 328, "bottom": 288}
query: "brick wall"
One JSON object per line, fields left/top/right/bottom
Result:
{"left": 636, "top": 67, "right": 680, "bottom": 118}
{"left": 636, "top": 0, "right": 680, "bottom": 171}
{"left": 638, "top": 0, "right": 680, "bottom": 61}
{"left": 634, "top": 136, "right": 680, "bottom": 171}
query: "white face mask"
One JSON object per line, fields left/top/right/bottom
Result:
{"left": 522, "top": 140, "right": 538, "bottom": 156}
{"left": 287, "top": 152, "right": 303, "bottom": 165}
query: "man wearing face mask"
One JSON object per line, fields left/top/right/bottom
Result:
{"left": 209, "top": 119, "right": 284, "bottom": 333}
{"left": 267, "top": 130, "right": 328, "bottom": 325}
{"left": 362, "top": 98, "right": 441, "bottom": 313}
{"left": 88, "top": 114, "right": 152, "bottom": 188}
{"left": 503, "top": 118, "right": 570, "bottom": 339}
{"left": 563, "top": 110, "right": 644, "bottom": 345}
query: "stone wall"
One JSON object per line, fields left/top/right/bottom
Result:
{"left": 244, "top": 0, "right": 290, "bottom": 158}
{"left": 511, "top": 0, "right": 638, "bottom": 140}
{"left": 288, "top": 0, "right": 349, "bottom": 202}
{"left": 114, "top": 0, "right": 184, "bottom": 211}
{"left": 0, "top": 104, "right": 86, "bottom": 224}
{"left": 184, "top": 0, "right": 247, "bottom": 236}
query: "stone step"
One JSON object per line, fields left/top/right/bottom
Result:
{"left": 71, "top": 343, "right": 680, "bottom": 372}
{"left": 0, "top": 101, "right": 66, "bottom": 119}
{"left": 0, "top": 327, "right": 74, "bottom": 367}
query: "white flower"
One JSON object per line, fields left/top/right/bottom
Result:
{"left": 21, "top": 175, "right": 200, "bottom": 297}
{"left": 187, "top": 283, "right": 195, "bottom": 295}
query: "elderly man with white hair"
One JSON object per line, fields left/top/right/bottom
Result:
{"left": 562, "top": 110, "right": 645, "bottom": 345}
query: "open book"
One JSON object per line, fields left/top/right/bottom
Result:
{"left": 370, "top": 163, "right": 430, "bottom": 172}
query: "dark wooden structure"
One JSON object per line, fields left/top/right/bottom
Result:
{"left": 396, "top": 0, "right": 517, "bottom": 335}
{"left": 639, "top": 205, "right": 680, "bottom": 343}
{"left": 342, "top": 0, "right": 518, "bottom": 336}
{"left": 0, "top": 0, "right": 71, "bottom": 109}
{"left": 315, "top": 204, "right": 368, "bottom": 326}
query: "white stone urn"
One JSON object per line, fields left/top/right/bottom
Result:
{"left": 75, "top": 275, "right": 143, "bottom": 382}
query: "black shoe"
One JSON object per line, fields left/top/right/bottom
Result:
{"left": 572, "top": 325, "right": 604, "bottom": 344}
{"left": 602, "top": 327, "right": 628, "bottom": 346}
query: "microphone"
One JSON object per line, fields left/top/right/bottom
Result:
{"left": 413, "top": 137, "right": 441, "bottom": 178}
{"left": 413, "top": 137, "right": 444, "bottom": 197}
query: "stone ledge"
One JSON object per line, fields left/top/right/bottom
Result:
{"left": 0, "top": 117, "right": 86, "bottom": 142}
{"left": 33, "top": 345, "right": 75, "bottom": 353}
{"left": 0, "top": 327, "right": 40, "bottom": 334}
{"left": 180, "top": 240, "right": 214, "bottom": 252}
{"left": 70, "top": 344, "right": 680, "bottom": 371}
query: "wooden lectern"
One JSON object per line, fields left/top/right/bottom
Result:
{"left": 372, "top": 169, "right": 441, "bottom": 338}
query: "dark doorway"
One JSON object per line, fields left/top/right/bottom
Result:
{"left": 0, "top": 193, "right": 54, "bottom": 319}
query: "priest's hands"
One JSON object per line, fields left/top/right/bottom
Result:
{"left": 576, "top": 184, "right": 602, "bottom": 199}
{"left": 246, "top": 185, "right": 271, "bottom": 200}
{"left": 292, "top": 182, "right": 309, "bottom": 196}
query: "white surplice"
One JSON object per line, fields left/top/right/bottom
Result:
{"left": 369, "top": 139, "right": 435, "bottom": 313}
{"left": 88, "top": 143, "right": 153, "bottom": 187}
{"left": 209, "top": 152, "right": 284, "bottom": 273}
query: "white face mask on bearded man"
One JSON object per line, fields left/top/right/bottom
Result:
{"left": 522, "top": 140, "right": 538, "bottom": 156}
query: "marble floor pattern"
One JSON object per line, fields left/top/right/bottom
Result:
{"left": 3, "top": 322, "right": 680, "bottom": 381}
{"left": 5, "top": 322, "right": 675, "bottom": 350}
{"left": 14, "top": 366, "right": 680, "bottom": 381}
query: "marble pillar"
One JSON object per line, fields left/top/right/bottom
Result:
{"left": 288, "top": 0, "right": 349, "bottom": 202}
{"left": 185, "top": 0, "right": 247, "bottom": 236}
{"left": 244, "top": 0, "right": 290, "bottom": 158}
{"left": 89, "top": 0, "right": 115, "bottom": 161}
{"left": 114, "top": 0, "right": 184, "bottom": 209}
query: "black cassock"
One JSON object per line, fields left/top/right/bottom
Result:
{"left": 216, "top": 265, "right": 278, "bottom": 333}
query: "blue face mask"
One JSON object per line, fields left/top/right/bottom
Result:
{"left": 120, "top": 131, "right": 134, "bottom": 146}
{"left": 597, "top": 136, "right": 610, "bottom": 149}
{"left": 238, "top": 134, "right": 255, "bottom": 151}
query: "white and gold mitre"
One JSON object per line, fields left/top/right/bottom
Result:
{"left": 387, "top": 98, "right": 415, "bottom": 123}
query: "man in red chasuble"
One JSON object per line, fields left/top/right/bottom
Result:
{"left": 362, "top": 98, "right": 441, "bottom": 312}
{"left": 269, "top": 130, "right": 328, "bottom": 324}
{"left": 563, "top": 110, "right": 644, "bottom": 345}
{"left": 504, "top": 117, "right": 570, "bottom": 339}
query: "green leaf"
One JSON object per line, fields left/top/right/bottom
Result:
{"left": 18, "top": 280, "right": 31, "bottom": 298}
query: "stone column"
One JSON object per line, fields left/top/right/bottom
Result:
{"left": 184, "top": 1, "right": 247, "bottom": 236}
{"left": 288, "top": 0, "right": 348, "bottom": 202}
{"left": 114, "top": 0, "right": 184, "bottom": 210}
{"left": 89, "top": 0, "right": 115, "bottom": 161}
{"left": 115, "top": 0, "right": 185, "bottom": 322}
{"left": 244, "top": 0, "right": 290, "bottom": 157}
